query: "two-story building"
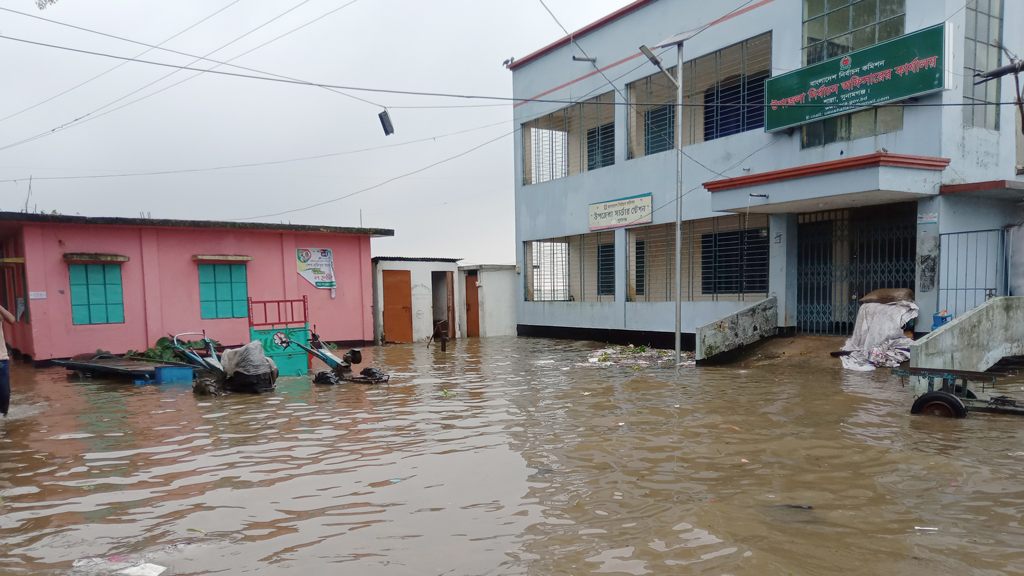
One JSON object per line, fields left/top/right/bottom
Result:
{"left": 512, "top": 0, "right": 1024, "bottom": 346}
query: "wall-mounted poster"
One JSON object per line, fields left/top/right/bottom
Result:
{"left": 297, "top": 248, "right": 337, "bottom": 298}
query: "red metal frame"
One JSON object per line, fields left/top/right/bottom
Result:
{"left": 248, "top": 295, "right": 308, "bottom": 327}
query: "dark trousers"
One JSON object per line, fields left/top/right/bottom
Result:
{"left": 0, "top": 359, "right": 9, "bottom": 415}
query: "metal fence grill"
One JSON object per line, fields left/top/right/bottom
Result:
{"left": 626, "top": 214, "right": 769, "bottom": 302}
{"left": 939, "top": 229, "right": 1009, "bottom": 317}
{"left": 797, "top": 205, "right": 916, "bottom": 335}
{"left": 522, "top": 92, "right": 615, "bottom": 185}
{"left": 525, "top": 239, "right": 569, "bottom": 301}
{"left": 525, "top": 231, "right": 615, "bottom": 302}
{"left": 680, "top": 32, "right": 772, "bottom": 148}
{"left": 627, "top": 64, "right": 676, "bottom": 159}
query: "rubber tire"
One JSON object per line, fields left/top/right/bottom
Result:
{"left": 911, "top": 391, "right": 968, "bottom": 418}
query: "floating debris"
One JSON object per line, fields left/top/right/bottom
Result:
{"left": 580, "top": 345, "right": 693, "bottom": 369}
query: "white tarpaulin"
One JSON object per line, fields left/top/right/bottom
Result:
{"left": 297, "top": 248, "right": 337, "bottom": 298}
{"left": 221, "top": 341, "right": 277, "bottom": 377}
{"left": 840, "top": 301, "right": 919, "bottom": 371}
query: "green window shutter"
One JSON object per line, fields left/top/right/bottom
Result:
{"left": 199, "top": 282, "right": 216, "bottom": 302}
{"left": 70, "top": 285, "right": 89, "bottom": 306}
{"left": 69, "top": 264, "right": 88, "bottom": 286}
{"left": 68, "top": 263, "right": 123, "bottom": 324}
{"left": 216, "top": 301, "right": 233, "bottom": 319}
{"left": 107, "top": 305, "right": 125, "bottom": 324}
{"left": 104, "top": 264, "right": 121, "bottom": 283}
{"left": 198, "top": 264, "right": 216, "bottom": 283}
{"left": 86, "top": 264, "right": 105, "bottom": 284}
{"left": 72, "top": 305, "right": 91, "bottom": 325}
{"left": 89, "top": 303, "right": 108, "bottom": 324}
{"left": 88, "top": 284, "right": 107, "bottom": 304}
{"left": 200, "top": 301, "right": 218, "bottom": 319}
{"left": 198, "top": 263, "right": 248, "bottom": 319}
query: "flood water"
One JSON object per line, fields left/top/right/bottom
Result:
{"left": 2, "top": 336, "right": 1024, "bottom": 575}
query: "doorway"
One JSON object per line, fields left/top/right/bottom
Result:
{"left": 382, "top": 269, "right": 413, "bottom": 343}
{"left": 797, "top": 203, "right": 916, "bottom": 335}
{"left": 431, "top": 271, "right": 456, "bottom": 339}
{"left": 465, "top": 270, "right": 480, "bottom": 337}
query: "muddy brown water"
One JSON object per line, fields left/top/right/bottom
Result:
{"left": 2, "top": 337, "right": 1024, "bottom": 575}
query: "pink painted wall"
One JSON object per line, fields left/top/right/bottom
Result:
{"left": 10, "top": 222, "right": 374, "bottom": 360}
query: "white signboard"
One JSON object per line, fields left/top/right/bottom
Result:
{"left": 29, "top": 292, "right": 46, "bottom": 300}
{"left": 297, "top": 248, "right": 337, "bottom": 297}
{"left": 589, "top": 193, "right": 652, "bottom": 231}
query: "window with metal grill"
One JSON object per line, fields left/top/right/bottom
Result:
{"left": 802, "top": 0, "right": 905, "bottom": 66}
{"left": 963, "top": 0, "right": 1003, "bottom": 130}
{"left": 597, "top": 243, "right": 615, "bottom": 295}
{"left": 626, "top": 214, "right": 769, "bottom": 302}
{"left": 627, "top": 33, "right": 771, "bottom": 160}
{"left": 634, "top": 240, "right": 646, "bottom": 296}
{"left": 587, "top": 124, "right": 615, "bottom": 170}
{"left": 524, "top": 231, "right": 616, "bottom": 302}
{"left": 700, "top": 229, "right": 770, "bottom": 294}
{"left": 801, "top": 0, "right": 905, "bottom": 148}
{"left": 522, "top": 92, "right": 615, "bottom": 185}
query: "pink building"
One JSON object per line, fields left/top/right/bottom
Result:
{"left": 0, "top": 213, "right": 392, "bottom": 362}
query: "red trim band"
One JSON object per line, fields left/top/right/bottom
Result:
{"left": 511, "top": 0, "right": 778, "bottom": 109}
{"left": 939, "top": 180, "right": 1024, "bottom": 194}
{"left": 703, "top": 152, "right": 951, "bottom": 192}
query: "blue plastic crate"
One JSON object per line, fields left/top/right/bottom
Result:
{"left": 155, "top": 366, "right": 194, "bottom": 383}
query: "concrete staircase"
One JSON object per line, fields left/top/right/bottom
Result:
{"left": 696, "top": 297, "right": 777, "bottom": 363}
{"left": 910, "top": 297, "right": 1024, "bottom": 372}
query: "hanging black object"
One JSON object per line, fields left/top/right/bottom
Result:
{"left": 378, "top": 110, "right": 394, "bottom": 136}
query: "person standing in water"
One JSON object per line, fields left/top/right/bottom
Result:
{"left": 0, "top": 303, "right": 14, "bottom": 417}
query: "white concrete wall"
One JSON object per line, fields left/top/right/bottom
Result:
{"left": 511, "top": 0, "right": 1024, "bottom": 335}
{"left": 372, "top": 260, "right": 461, "bottom": 343}
{"left": 911, "top": 296, "right": 1024, "bottom": 372}
{"left": 458, "top": 266, "right": 518, "bottom": 337}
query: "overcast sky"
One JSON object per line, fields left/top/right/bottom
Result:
{"left": 0, "top": 0, "right": 635, "bottom": 263}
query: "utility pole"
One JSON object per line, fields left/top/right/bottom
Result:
{"left": 640, "top": 36, "right": 687, "bottom": 366}
{"left": 975, "top": 57, "right": 1024, "bottom": 137}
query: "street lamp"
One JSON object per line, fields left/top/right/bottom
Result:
{"left": 640, "top": 40, "right": 684, "bottom": 366}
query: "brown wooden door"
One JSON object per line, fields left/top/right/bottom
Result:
{"left": 382, "top": 270, "right": 413, "bottom": 343}
{"left": 446, "top": 271, "right": 456, "bottom": 339}
{"left": 465, "top": 273, "right": 480, "bottom": 337}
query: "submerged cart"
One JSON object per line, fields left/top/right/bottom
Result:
{"left": 893, "top": 367, "right": 1024, "bottom": 418}
{"left": 281, "top": 329, "right": 390, "bottom": 385}
{"left": 172, "top": 332, "right": 278, "bottom": 394}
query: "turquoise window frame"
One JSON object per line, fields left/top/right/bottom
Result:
{"left": 69, "top": 263, "right": 125, "bottom": 325}
{"left": 198, "top": 263, "right": 248, "bottom": 319}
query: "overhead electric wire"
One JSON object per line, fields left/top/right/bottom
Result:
{"left": 0, "top": 119, "right": 509, "bottom": 183}
{"left": 0, "top": 0, "right": 367, "bottom": 153}
{"left": 0, "top": 1, "right": 380, "bottom": 113}
{"left": 236, "top": 127, "right": 518, "bottom": 220}
{"left": 1, "top": 32, "right": 1005, "bottom": 114}
{"left": 537, "top": 0, "right": 766, "bottom": 182}
{"left": 0, "top": 0, "right": 245, "bottom": 125}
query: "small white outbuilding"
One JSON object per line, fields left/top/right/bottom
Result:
{"left": 459, "top": 264, "right": 518, "bottom": 338}
{"left": 371, "top": 257, "right": 461, "bottom": 343}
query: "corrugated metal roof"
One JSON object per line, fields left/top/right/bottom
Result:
{"left": 372, "top": 256, "right": 462, "bottom": 263}
{"left": 0, "top": 212, "right": 393, "bottom": 237}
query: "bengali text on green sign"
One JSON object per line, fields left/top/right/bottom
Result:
{"left": 764, "top": 24, "right": 950, "bottom": 132}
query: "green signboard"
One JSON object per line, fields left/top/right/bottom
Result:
{"left": 765, "top": 23, "right": 950, "bottom": 132}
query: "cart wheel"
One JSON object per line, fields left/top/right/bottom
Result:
{"left": 911, "top": 391, "right": 968, "bottom": 418}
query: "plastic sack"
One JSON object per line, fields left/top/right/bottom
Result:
{"left": 220, "top": 341, "right": 275, "bottom": 377}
